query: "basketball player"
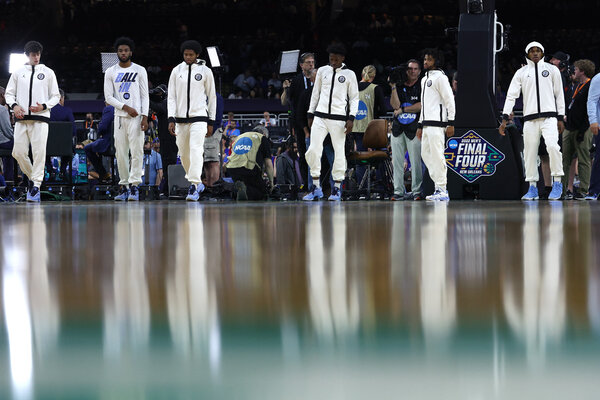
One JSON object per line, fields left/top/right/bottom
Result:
{"left": 167, "top": 40, "right": 216, "bottom": 201}
{"left": 104, "top": 37, "right": 149, "bottom": 201}
{"left": 500, "top": 41, "right": 565, "bottom": 200}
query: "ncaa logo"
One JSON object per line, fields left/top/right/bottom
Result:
{"left": 123, "top": 93, "right": 130, "bottom": 100}
{"left": 233, "top": 137, "right": 253, "bottom": 155}
{"left": 37, "top": 73, "right": 45, "bottom": 80}
{"left": 338, "top": 76, "right": 346, "bottom": 83}
{"left": 356, "top": 101, "right": 368, "bottom": 120}
{"left": 448, "top": 139, "right": 458, "bottom": 149}
{"left": 541, "top": 70, "right": 550, "bottom": 77}
{"left": 397, "top": 102, "right": 417, "bottom": 125}
{"left": 426, "top": 80, "right": 433, "bottom": 87}
{"left": 195, "top": 74, "right": 202, "bottom": 81}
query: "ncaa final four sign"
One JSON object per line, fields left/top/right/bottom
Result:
{"left": 445, "top": 130, "right": 504, "bottom": 183}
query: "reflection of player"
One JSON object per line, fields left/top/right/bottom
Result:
{"left": 500, "top": 42, "right": 565, "bottom": 201}
{"left": 104, "top": 37, "right": 149, "bottom": 201}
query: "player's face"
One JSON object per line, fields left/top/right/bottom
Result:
{"left": 28, "top": 52, "right": 41, "bottom": 66}
{"left": 423, "top": 55, "right": 435, "bottom": 70}
{"left": 528, "top": 47, "right": 543, "bottom": 63}
{"left": 117, "top": 45, "right": 132, "bottom": 63}
{"left": 183, "top": 49, "right": 198, "bottom": 65}
{"left": 329, "top": 53, "right": 344, "bottom": 69}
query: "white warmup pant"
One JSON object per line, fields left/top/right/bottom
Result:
{"left": 175, "top": 122, "right": 207, "bottom": 185}
{"left": 114, "top": 115, "right": 144, "bottom": 186}
{"left": 305, "top": 117, "right": 346, "bottom": 182}
{"left": 421, "top": 126, "right": 447, "bottom": 191}
{"left": 523, "top": 117, "right": 564, "bottom": 182}
{"left": 12, "top": 121, "right": 48, "bottom": 188}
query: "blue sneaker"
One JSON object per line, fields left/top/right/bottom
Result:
{"left": 186, "top": 184, "right": 199, "bottom": 201}
{"left": 328, "top": 186, "right": 342, "bottom": 201}
{"left": 584, "top": 193, "right": 599, "bottom": 201}
{"left": 198, "top": 183, "right": 206, "bottom": 193}
{"left": 26, "top": 186, "right": 40, "bottom": 202}
{"left": 548, "top": 181, "right": 563, "bottom": 200}
{"left": 114, "top": 187, "right": 129, "bottom": 201}
{"left": 128, "top": 185, "right": 139, "bottom": 201}
{"left": 302, "top": 186, "right": 323, "bottom": 201}
{"left": 426, "top": 189, "right": 450, "bottom": 201}
{"left": 521, "top": 186, "right": 539, "bottom": 201}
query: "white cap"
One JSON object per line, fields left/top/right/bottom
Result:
{"left": 525, "top": 41, "right": 544, "bottom": 54}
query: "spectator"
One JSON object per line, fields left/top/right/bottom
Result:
{"left": 267, "top": 72, "right": 282, "bottom": 91}
{"left": 233, "top": 69, "right": 256, "bottom": 96}
{"left": 585, "top": 66, "right": 600, "bottom": 199}
{"left": 141, "top": 137, "right": 163, "bottom": 186}
{"left": 228, "top": 89, "right": 243, "bottom": 99}
{"left": 223, "top": 112, "right": 240, "bottom": 137}
{"left": 204, "top": 92, "right": 224, "bottom": 187}
{"left": 0, "top": 86, "right": 15, "bottom": 181}
{"left": 276, "top": 139, "right": 302, "bottom": 187}
{"left": 84, "top": 104, "right": 114, "bottom": 183}
{"left": 259, "top": 111, "right": 277, "bottom": 127}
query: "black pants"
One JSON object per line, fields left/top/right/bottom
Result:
{"left": 158, "top": 129, "right": 178, "bottom": 194}
{"left": 294, "top": 124, "right": 308, "bottom": 186}
{"left": 227, "top": 167, "right": 267, "bottom": 200}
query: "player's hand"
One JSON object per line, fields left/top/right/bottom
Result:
{"left": 345, "top": 120, "right": 354, "bottom": 135}
{"left": 282, "top": 80, "right": 291, "bottom": 89}
{"left": 168, "top": 122, "right": 176, "bottom": 136}
{"left": 498, "top": 121, "right": 507, "bottom": 136}
{"left": 416, "top": 128, "right": 422, "bottom": 140}
{"left": 141, "top": 116, "right": 148, "bottom": 131}
{"left": 123, "top": 105, "right": 138, "bottom": 118}
{"left": 13, "top": 105, "right": 25, "bottom": 119}
{"left": 29, "top": 102, "right": 44, "bottom": 113}
{"left": 446, "top": 125, "right": 454, "bottom": 138}
{"left": 558, "top": 120, "right": 565, "bottom": 135}
{"left": 206, "top": 125, "right": 214, "bottom": 137}
{"left": 591, "top": 122, "right": 599, "bottom": 136}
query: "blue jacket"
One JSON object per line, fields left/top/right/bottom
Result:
{"left": 587, "top": 74, "right": 600, "bottom": 126}
{"left": 50, "top": 104, "right": 76, "bottom": 136}
{"left": 98, "top": 105, "right": 115, "bottom": 138}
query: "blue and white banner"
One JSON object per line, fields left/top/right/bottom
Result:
{"left": 445, "top": 130, "right": 504, "bottom": 183}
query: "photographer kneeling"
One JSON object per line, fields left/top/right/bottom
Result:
{"left": 225, "top": 125, "right": 274, "bottom": 201}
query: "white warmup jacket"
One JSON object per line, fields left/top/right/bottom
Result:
{"left": 5, "top": 64, "right": 60, "bottom": 122}
{"left": 104, "top": 62, "right": 149, "bottom": 118}
{"left": 167, "top": 60, "right": 216, "bottom": 124}
{"left": 502, "top": 58, "right": 565, "bottom": 122}
{"left": 418, "top": 69, "right": 455, "bottom": 128}
{"left": 308, "top": 63, "right": 359, "bottom": 122}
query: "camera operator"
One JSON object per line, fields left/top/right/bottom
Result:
{"left": 389, "top": 59, "right": 423, "bottom": 201}
{"left": 149, "top": 84, "right": 176, "bottom": 196}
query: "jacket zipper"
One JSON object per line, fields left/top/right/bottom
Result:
{"left": 328, "top": 67, "right": 337, "bottom": 115}
{"left": 186, "top": 64, "right": 191, "bottom": 119}
{"left": 534, "top": 62, "right": 541, "bottom": 115}
{"left": 28, "top": 65, "right": 35, "bottom": 116}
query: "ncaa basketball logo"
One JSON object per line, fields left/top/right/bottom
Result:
{"left": 37, "top": 73, "right": 45, "bottom": 80}
{"left": 123, "top": 93, "right": 130, "bottom": 100}
{"left": 397, "top": 102, "right": 417, "bottom": 125}
{"left": 195, "top": 74, "right": 202, "bottom": 81}
{"left": 426, "top": 80, "right": 433, "bottom": 87}
{"left": 338, "top": 76, "right": 346, "bottom": 83}
{"left": 233, "top": 137, "right": 253, "bottom": 155}
{"left": 448, "top": 139, "right": 458, "bottom": 149}
{"left": 541, "top": 70, "right": 550, "bottom": 77}
{"left": 356, "top": 101, "right": 368, "bottom": 120}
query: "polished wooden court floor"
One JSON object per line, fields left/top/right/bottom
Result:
{"left": 1, "top": 200, "right": 600, "bottom": 399}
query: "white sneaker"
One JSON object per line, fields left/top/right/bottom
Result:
{"left": 426, "top": 189, "right": 450, "bottom": 201}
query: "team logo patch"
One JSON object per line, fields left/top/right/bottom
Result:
{"left": 195, "top": 74, "right": 203, "bottom": 81}
{"left": 233, "top": 137, "right": 253, "bottom": 155}
{"left": 542, "top": 70, "right": 550, "bottom": 77}
{"left": 123, "top": 93, "right": 130, "bottom": 100}
{"left": 445, "top": 130, "right": 505, "bottom": 183}
{"left": 397, "top": 102, "right": 417, "bottom": 125}
{"left": 338, "top": 76, "right": 346, "bottom": 83}
{"left": 356, "top": 101, "right": 368, "bottom": 120}
{"left": 37, "top": 73, "right": 45, "bottom": 80}
{"left": 426, "top": 80, "right": 433, "bottom": 87}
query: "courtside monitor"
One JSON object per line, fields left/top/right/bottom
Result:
{"left": 101, "top": 53, "right": 118, "bottom": 72}
{"left": 8, "top": 53, "right": 27, "bottom": 74}
{"left": 207, "top": 46, "right": 221, "bottom": 68}
{"left": 279, "top": 50, "right": 300, "bottom": 75}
